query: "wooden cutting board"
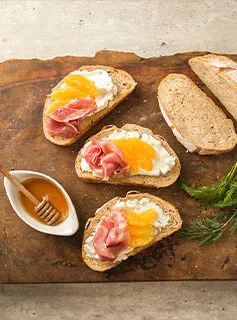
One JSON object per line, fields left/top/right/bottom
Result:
{"left": 0, "top": 51, "right": 236, "bottom": 283}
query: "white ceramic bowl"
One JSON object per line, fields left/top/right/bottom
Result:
{"left": 4, "top": 170, "right": 79, "bottom": 236}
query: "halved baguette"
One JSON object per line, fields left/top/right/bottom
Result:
{"left": 189, "top": 54, "right": 237, "bottom": 120}
{"left": 157, "top": 74, "right": 237, "bottom": 155}
{"left": 43, "top": 65, "right": 136, "bottom": 146}
{"left": 82, "top": 192, "right": 182, "bottom": 271}
{"left": 75, "top": 124, "right": 181, "bottom": 188}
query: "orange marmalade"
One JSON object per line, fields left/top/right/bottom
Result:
{"left": 47, "top": 74, "right": 99, "bottom": 114}
{"left": 111, "top": 138, "right": 156, "bottom": 174}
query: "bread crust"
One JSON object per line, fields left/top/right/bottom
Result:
{"left": 82, "top": 192, "right": 182, "bottom": 271}
{"left": 157, "top": 73, "right": 237, "bottom": 155}
{"left": 75, "top": 124, "right": 181, "bottom": 188}
{"left": 43, "top": 65, "right": 137, "bottom": 146}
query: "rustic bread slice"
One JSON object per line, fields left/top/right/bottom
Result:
{"left": 75, "top": 124, "right": 181, "bottom": 188}
{"left": 43, "top": 65, "right": 136, "bottom": 146}
{"left": 157, "top": 74, "right": 237, "bottom": 155}
{"left": 189, "top": 54, "right": 237, "bottom": 120}
{"left": 82, "top": 192, "right": 182, "bottom": 271}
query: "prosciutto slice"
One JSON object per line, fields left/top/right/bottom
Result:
{"left": 45, "top": 97, "right": 97, "bottom": 137}
{"left": 45, "top": 117, "right": 80, "bottom": 136}
{"left": 93, "top": 209, "right": 130, "bottom": 261}
{"left": 83, "top": 139, "right": 130, "bottom": 179}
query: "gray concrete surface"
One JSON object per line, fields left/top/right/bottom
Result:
{"left": 0, "top": 282, "right": 237, "bottom": 320}
{"left": 0, "top": 0, "right": 237, "bottom": 61}
{"left": 0, "top": 0, "right": 237, "bottom": 319}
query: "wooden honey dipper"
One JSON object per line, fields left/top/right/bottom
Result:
{"left": 1, "top": 167, "right": 62, "bottom": 226}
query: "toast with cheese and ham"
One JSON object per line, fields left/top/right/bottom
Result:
{"left": 75, "top": 124, "right": 181, "bottom": 188}
{"left": 43, "top": 65, "right": 136, "bottom": 146}
{"left": 157, "top": 74, "right": 237, "bottom": 155}
{"left": 82, "top": 192, "right": 182, "bottom": 271}
{"left": 189, "top": 54, "right": 237, "bottom": 121}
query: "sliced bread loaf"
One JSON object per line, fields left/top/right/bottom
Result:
{"left": 43, "top": 65, "right": 136, "bottom": 146}
{"left": 189, "top": 54, "right": 237, "bottom": 120}
{"left": 157, "top": 74, "right": 237, "bottom": 155}
{"left": 82, "top": 192, "right": 182, "bottom": 271}
{"left": 75, "top": 124, "right": 181, "bottom": 188}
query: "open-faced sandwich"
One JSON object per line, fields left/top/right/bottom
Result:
{"left": 82, "top": 192, "right": 182, "bottom": 271}
{"left": 43, "top": 65, "right": 136, "bottom": 146}
{"left": 75, "top": 124, "right": 181, "bottom": 188}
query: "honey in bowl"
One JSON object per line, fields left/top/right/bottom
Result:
{"left": 19, "top": 178, "right": 69, "bottom": 224}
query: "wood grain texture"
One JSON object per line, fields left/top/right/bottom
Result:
{"left": 0, "top": 50, "right": 236, "bottom": 283}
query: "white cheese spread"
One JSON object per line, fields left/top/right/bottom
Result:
{"left": 114, "top": 198, "right": 170, "bottom": 230}
{"left": 71, "top": 69, "right": 117, "bottom": 109}
{"left": 83, "top": 224, "right": 100, "bottom": 260}
{"left": 80, "top": 130, "right": 176, "bottom": 176}
{"left": 84, "top": 198, "right": 170, "bottom": 262}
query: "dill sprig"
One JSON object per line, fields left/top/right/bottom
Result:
{"left": 178, "top": 163, "right": 237, "bottom": 244}
{"left": 179, "top": 162, "right": 237, "bottom": 208}
{"left": 178, "top": 209, "right": 237, "bottom": 245}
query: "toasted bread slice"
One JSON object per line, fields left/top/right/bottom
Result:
{"left": 82, "top": 192, "right": 182, "bottom": 271}
{"left": 189, "top": 54, "right": 237, "bottom": 120}
{"left": 43, "top": 65, "right": 136, "bottom": 146}
{"left": 157, "top": 74, "right": 237, "bottom": 155}
{"left": 75, "top": 124, "right": 181, "bottom": 188}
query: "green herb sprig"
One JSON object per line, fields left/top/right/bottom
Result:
{"left": 178, "top": 162, "right": 237, "bottom": 245}
{"left": 179, "top": 162, "right": 237, "bottom": 208}
{"left": 178, "top": 209, "right": 237, "bottom": 245}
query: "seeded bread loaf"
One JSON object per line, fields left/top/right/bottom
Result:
{"left": 82, "top": 192, "right": 182, "bottom": 271}
{"left": 75, "top": 124, "right": 181, "bottom": 188}
{"left": 43, "top": 65, "right": 137, "bottom": 146}
{"left": 157, "top": 74, "right": 237, "bottom": 155}
{"left": 189, "top": 54, "right": 237, "bottom": 120}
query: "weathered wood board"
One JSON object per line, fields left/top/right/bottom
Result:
{"left": 0, "top": 51, "right": 236, "bottom": 283}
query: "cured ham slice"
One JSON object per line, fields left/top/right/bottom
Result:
{"left": 49, "top": 97, "right": 97, "bottom": 122}
{"left": 45, "top": 117, "right": 80, "bottom": 137}
{"left": 45, "top": 97, "right": 97, "bottom": 137}
{"left": 93, "top": 209, "right": 130, "bottom": 261}
{"left": 83, "top": 139, "right": 130, "bottom": 179}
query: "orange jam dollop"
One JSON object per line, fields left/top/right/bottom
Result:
{"left": 111, "top": 138, "right": 156, "bottom": 174}
{"left": 47, "top": 73, "right": 99, "bottom": 114}
{"left": 126, "top": 209, "right": 156, "bottom": 247}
